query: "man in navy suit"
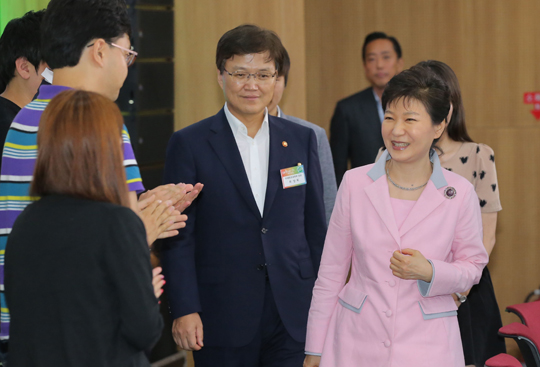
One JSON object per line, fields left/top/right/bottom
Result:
{"left": 267, "top": 46, "right": 337, "bottom": 225}
{"left": 330, "top": 32, "right": 404, "bottom": 185}
{"left": 161, "top": 24, "right": 327, "bottom": 367}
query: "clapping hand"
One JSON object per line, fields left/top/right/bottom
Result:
{"left": 137, "top": 182, "right": 204, "bottom": 245}
{"left": 139, "top": 182, "right": 204, "bottom": 213}
{"left": 138, "top": 195, "right": 186, "bottom": 245}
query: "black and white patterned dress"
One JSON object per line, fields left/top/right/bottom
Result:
{"left": 442, "top": 142, "right": 501, "bottom": 213}
{"left": 441, "top": 142, "right": 505, "bottom": 367}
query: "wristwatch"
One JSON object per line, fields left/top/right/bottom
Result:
{"left": 455, "top": 292, "right": 467, "bottom": 303}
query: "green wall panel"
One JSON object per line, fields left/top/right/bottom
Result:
{"left": 0, "top": 0, "right": 50, "bottom": 34}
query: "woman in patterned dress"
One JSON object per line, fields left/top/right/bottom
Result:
{"left": 419, "top": 60, "right": 506, "bottom": 367}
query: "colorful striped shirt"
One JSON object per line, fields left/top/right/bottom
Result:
{"left": 0, "top": 85, "right": 145, "bottom": 339}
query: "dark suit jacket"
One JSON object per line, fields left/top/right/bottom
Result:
{"left": 5, "top": 195, "right": 162, "bottom": 367}
{"left": 330, "top": 87, "right": 383, "bottom": 185}
{"left": 161, "top": 108, "right": 327, "bottom": 348}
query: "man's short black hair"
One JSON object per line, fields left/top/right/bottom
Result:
{"left": 216, "top": 24, "right": 286, "bottom": 74}
{"left": 41, "top": 0, "right": 131, "bottom": 69}
{"left": 0, "top": 10, "right": 45, "bottom": 93}
{"left": 362, "top": 31, "right": 402, "bottom": 62}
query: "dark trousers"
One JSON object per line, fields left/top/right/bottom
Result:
{"left": 193, "top": 282, "right": 305, "bottom": 367}
{"left": 0, "top": 341, "right": 7, "bottom": 367}
{"left": 458, "top": 266, "right": 506, "bottom": 366}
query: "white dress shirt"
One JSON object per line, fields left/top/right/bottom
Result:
{"left": 224, "top": 103, "right": 270, "bottom": 216}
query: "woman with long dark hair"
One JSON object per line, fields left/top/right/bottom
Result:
{"left": 419, "top": 60, "right": 506, "bottom": 367}
{"left": 5, "top": 90, "right": 164, "bottom": 367}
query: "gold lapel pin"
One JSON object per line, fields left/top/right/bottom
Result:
{"left": 282, "top": 141, "right": 288, "bottom": 147}
{"left": 298, "top": 163, "right": 302, "bottom": 166}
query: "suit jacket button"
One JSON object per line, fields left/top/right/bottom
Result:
{"left": 385, "top": 310, "right": 392, "bottom": 317}
{"left": 388, "top": 280, "right": 396, "bottom": 287}
{"left": 261, "top": 228, "right": 268, "bottom": 234}
{"left": 256, "top": 264, "right": 265, "bottom": 271}
{"left": 384, "top": 340, "right": 391, "bottom": 348}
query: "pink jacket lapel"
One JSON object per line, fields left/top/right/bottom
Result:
{"left": 365, "top": 149, "right": 449, "bottom": 245}
{"left": 364, "top": 176, "right": 401, "bottom": 247}
{"left": 399, "top": 181, "right": 446, "bottom": 237}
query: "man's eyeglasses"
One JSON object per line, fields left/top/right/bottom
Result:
{"left": 86, "top": 42, "right": 138, "bottom": 67}
{"left": 223, "top": 69, "right": 277, "bottom": 85}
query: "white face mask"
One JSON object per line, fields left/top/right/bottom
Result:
{"left": 41, "top": 67, "right": 54, "bottom": 84}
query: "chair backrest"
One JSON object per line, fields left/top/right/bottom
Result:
{"left": 506, "top": 300, "right": 540, "bottom": 328}
{"left": 499, "top": 322, "right": 540, "bottom": 367}
{"left": 485, "top": 352, "right": 523, "bottom": 367}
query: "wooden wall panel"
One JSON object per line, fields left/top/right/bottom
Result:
{"left": 174, "top": 0, "right": 307, "bottom": 130}
{"left": 305, "top": 0, "right": 540, "bottom": 132}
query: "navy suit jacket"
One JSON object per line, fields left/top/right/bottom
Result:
{"left": 161, "top": 108, "right": 327, "bottom": 348}
{"left": 330, "top": 87, "right": 383, "bottom": 186}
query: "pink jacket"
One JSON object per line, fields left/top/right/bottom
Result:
{"left": 305, "top": 151, "right": 488, "bottom": 367}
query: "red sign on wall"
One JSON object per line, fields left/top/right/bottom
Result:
{"left": 523, "top": 92, "right": 540, "bottom": 120}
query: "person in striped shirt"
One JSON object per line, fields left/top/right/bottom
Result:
{"left": 0, "top": 0, "right": 202, "bottom": 346}
{"left": 0, "top": 10, "right": 47, "bottom": 174}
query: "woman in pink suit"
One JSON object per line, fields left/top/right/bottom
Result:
{"left": 304, "top": 65, "right": 488, "bottom": 367}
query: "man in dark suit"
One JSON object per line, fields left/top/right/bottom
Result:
{"left": 330, "top": 32, "right": 403, "bottom": 185}
{"left": 267, "top": 46, "right": 337, "bottom": 225}
{"left": 161, "top": 24, "right": 327, "bottom": 367}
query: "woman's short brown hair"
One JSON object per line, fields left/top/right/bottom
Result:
{"left": 31, "top": 89, "right": 129, "bottom": 207}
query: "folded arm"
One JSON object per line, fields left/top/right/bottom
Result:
{"left": 418, "top": 187, "right": 488, "bottom": 298}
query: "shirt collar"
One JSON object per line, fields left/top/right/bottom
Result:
{"left": 276, "top": 105, "right": 283, "bottom": 118}
{"left": 37, "top": 85, "right": 72, "bottom": 100}
{"left": 224, "top": 102, "right": 269, "bottom": 136}
{"left": 372, "top": 88, "right": 384, "bottom": 123}
{"left": 372, "top": 88, "right": 381, "bottom": 104}
{"left": 368, "top": 149, "right": 448, "bottom": 189}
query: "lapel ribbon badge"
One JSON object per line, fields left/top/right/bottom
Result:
{"left": 444, "top": 186, "right": 456, "bottom": 199}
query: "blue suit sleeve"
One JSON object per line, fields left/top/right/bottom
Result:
{"left": 160, "top": 131, "right": 201, "bottom": 319}
{"left": 329, "top": 103, "right": 349, "bottom": 186}
{"left": 315, "top": 128, "right": 337, "bottom": 224}
{"left": 305, "top": 129, "right": 327, "bottom": 275}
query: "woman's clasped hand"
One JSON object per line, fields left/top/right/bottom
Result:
{"left": 389, "top": 249, "right": 433, "bottom": 282}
